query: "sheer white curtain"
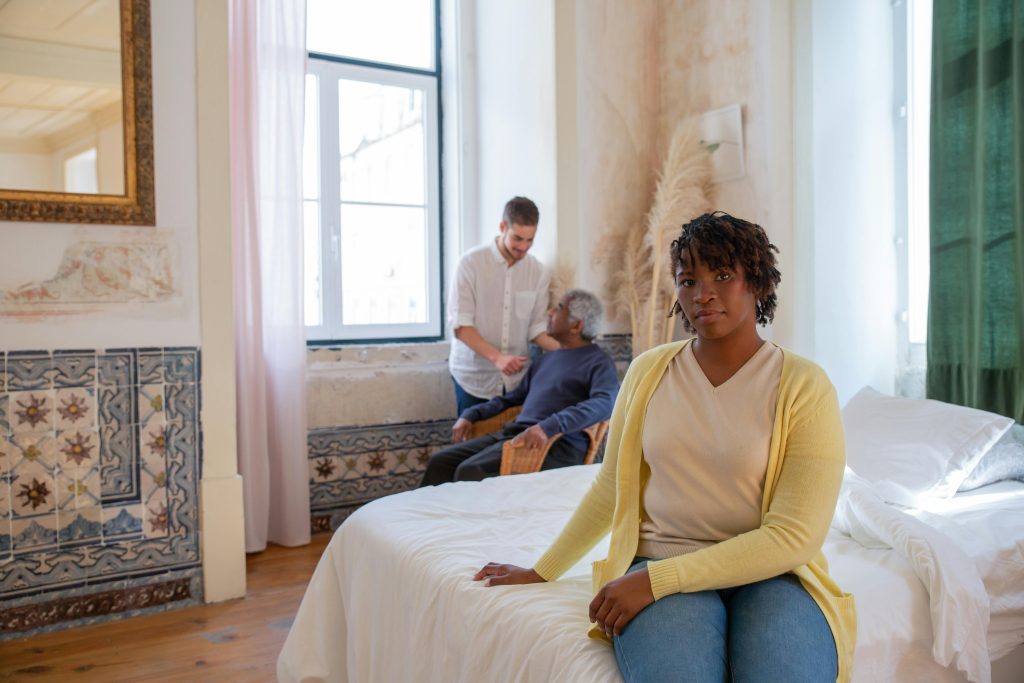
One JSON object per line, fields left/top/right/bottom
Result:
{"left": 230, "top": 0, "right": 310, "bottom": 552}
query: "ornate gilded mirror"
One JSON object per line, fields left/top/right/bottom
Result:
{"left": 0, "top": 0, "right": 154, "bottom": 225}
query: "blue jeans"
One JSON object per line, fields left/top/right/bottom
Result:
{"left": 451, "top": 376, "right": 488, "bottom": 417}
{"left": 614, "top": 559, "right": 837, "bottom": 683}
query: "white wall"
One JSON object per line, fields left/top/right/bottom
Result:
{"left": 97, "top": 120, "right": 125, "bottom": 195}
{"left": 472, "top": 0, "right": 558, "bottom": 263}
{"left": 795, "top": 0, "right": 899, "bottom": 405}
{"left": 0, "top": 152, "right": 51, "bottom": 191}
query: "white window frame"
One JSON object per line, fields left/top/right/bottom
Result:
{"left": 304, "top": 56, "right": 442, "bottom": 343}
{"left": 894, "top": 0, "right": 931, "bottom": 374}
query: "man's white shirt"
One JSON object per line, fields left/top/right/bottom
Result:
{"left": 448, "top": 239, "right": 550, "bottom": 399}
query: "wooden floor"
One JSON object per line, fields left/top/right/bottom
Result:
{"left": 0, "top": 534, "right": 331, "bottom": 683}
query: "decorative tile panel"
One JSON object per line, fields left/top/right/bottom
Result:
{"left": 0, "top": 347, "right": 202, "bottom": 639}
{"left": 53, "top": 350, "right": 97, "bottom": 388}
{"left": 9, "top": 390, "right": 55, "bottom": 435}
{"left": 54, "top": 387, "right": 97, "bottom": 431}
{"left": 0, "top": 393, "right": 9, "bottom": 435}
{"left": 0, "top": 515, "right": 10, "bottom": 555}
{"left": 595, "top": 333, "right": 633, "bottom": 363}
{"left": 98, "top": 380, "right": 138, "bottom": 500}
{"left": 0, "top": 572, "right": 200, "bottom": 636}
{"left": 307, "top": 418, "right": 452, "bottom": 532}
{"left": 6, "top": 352, "right": 55, "bottom": 391}
{"left": 11, "top": 460, "right": 56, "bottom": 516}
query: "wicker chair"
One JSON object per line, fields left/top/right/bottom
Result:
{"left": 499, "top": 419, "right": 609, "bottom": 475}
{"left": 468, "top": 406, "right": 522, "bottom": 439}
{"left": 466, "top": 406, "right": 610, "bottom": 475}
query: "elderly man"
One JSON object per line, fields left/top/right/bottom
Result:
{"left": 421, "top": 289, "right": 619, "bottom": 484}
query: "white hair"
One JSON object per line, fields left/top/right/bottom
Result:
{"left": 565, "top": 289, "right": 604, "bottom": 341}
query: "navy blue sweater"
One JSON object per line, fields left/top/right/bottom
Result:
{"left": 461, "top": 343, "right": 619, "bottom": 454}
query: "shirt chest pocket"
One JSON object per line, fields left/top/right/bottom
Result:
{"left": 514, "top": 291, "right": 537, "bottom": 320}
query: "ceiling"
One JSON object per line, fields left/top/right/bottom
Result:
{"left": 0, "top": 0, "right": 123, "bottom": 151}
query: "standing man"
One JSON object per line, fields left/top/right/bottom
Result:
{"left": 448, "top": 196, "right": 560, "bottom": 415}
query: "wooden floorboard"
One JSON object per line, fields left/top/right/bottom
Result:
{"left": 0, "top": 534, "right": 331, "bottom": 683}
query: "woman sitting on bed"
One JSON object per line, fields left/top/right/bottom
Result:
{"left": 474, "top": 212, "right": 856, "bottom": 683}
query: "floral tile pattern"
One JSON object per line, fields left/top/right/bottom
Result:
{"left": 54, "top": 387, "right": 97, "bottom": 431}
{"left": 10, "top": 390, "right": 55, "bottom": 435}
{"left": 0, "top": 394, "right": 9, "bottom": 435}
{"left": 307, "top": 418, "right": 453, "bottom": 531}
{"left": 0, "top": 477, "right": 10, "bottom": 519}
{"left": 0, "top": 347, "right": 202, "bottom": 638}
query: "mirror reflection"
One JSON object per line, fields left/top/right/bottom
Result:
{"left": 0, "top": 0, "right": 125, "bottom": 196}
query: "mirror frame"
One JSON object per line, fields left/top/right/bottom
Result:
{"left": 0, "top": 0, "right": 155, "bottom": 225}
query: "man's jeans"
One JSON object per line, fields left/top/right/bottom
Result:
{"left": 451, "top": 376, "right": 488, "bottom": 416}
{"left": 613, "top": 559, "right": 838, "bottom": 683}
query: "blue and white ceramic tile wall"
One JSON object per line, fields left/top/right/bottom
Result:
{"left": 0, "top": 347, "right": 202, "bottom": 638}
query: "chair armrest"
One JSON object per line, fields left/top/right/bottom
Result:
{"left": 469, "top": 406, "right": 522, "bottom": 439}
{"left": 499, "top": 434, "right": 561, "bottom": 475}
{"left": 581, "top": 420, "right": 610, "bottom": 465}
{"left": 499, "top": 419, "right": 610, "bottom": 475}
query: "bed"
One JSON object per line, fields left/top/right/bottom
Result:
{"left": 277, "top": 463, "right": 1024, "bottom": 683}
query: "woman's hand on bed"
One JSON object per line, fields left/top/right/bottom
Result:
{"left": 589, "top": 569, "right": 655, "bottom": 637}
{"left": 472, "top": 563, "right": 546, "bottom": 586}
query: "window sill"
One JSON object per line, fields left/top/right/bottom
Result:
{"left": 307, "top": 340, "right": 449, "bottom": 373}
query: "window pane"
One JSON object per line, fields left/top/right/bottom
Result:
{"left": 340, "top": 204, "right": 427, "bottom": 325}
{"left": 304, "top": 200, "right": 323, "bottom": 326}
{"left": 303, "top": 74, "right": 320, "bottom": 201}
{"left": 907, "top": 0, "right": 932, "bottom": 345}
{"left": 64, "top": 148, "right": 98, "bottom": 193}
{"left": 339, "top": 79, "right": 425, "bottom": 205}
{"left": 306, "top": 0, "right": 435, "bottom": 70}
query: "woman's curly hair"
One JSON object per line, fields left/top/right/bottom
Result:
{"left": 668, "top": 212, "right": 781, "bottom": 332}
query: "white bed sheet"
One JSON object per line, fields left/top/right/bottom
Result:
{"left": 909, "top": 480, "right": 1024, "bottom": 659}
{"left": 278, "top": 467, "right": 1024, "bottom": 683}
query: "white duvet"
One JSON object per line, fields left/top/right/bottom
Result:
{"left": 278, "top": 466, "right": 1024, "bottom": 683}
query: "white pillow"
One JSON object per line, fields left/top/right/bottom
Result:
{"left": 842, "top": 386, "right": 1013, "bottom": 507}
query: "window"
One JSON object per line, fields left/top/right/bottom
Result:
{"left": 304, "top": 0, "right": 442, "bottom": 342}
{"left": 906, "top": 0, "right": 931, "bottom": 348}
{"left": 895, "top": 0, "right": 932, "bottom": 369}
{"left": 64, "top": 147, "right": 98, "bottom": 193}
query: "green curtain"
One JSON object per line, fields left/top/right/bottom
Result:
{"left": 928, "top": 0, "right": 1024, "bottom": 422}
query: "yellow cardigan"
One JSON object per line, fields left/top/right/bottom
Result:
{"left": 533, "top": 340, "right": 856, "bottom": 683}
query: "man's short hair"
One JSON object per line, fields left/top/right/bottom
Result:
{"left": 565, "top": 289, "right": 604, "bottom": 341}
{"left": 502, "top": 196, "right": 540, "bottom": 227}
